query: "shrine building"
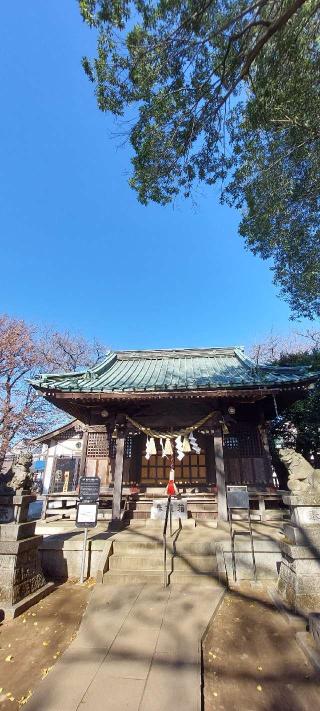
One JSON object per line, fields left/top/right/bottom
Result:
{"left": 32, "top": 346, "right": 317, "bottom": 521}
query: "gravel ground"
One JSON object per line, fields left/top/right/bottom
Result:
{"left": 0, "top": 580, "right": 92, "bottom": 709}
{"left": 203, "top": 585, "right": 320, "bottom": 711}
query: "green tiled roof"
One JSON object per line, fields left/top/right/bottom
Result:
{"left": 31, "top": 347, "right": 318, "bottom": 394}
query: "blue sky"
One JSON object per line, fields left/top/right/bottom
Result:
{"left": 0, "top": 2, "right": 314, "bottom": 353}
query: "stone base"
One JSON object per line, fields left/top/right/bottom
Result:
{"left": 216, "top": 539, "right": 281, "bottom": 583}
{"left": 296, "top": 631, "right": 320, "bottom": 671}
{"left": 0, "top": 582, "right": 55, "bottom": 620}
{"left": 309, "top": 612, "right": 320, "bottom": 647}
{"left": 283, "top": 523, "right": 320, "bottom": 547}
{"left": 0, "top": 520, "right": 36, "bottom": 540}
{"left": 0, "top": 535, "right": 46, "bottom": 606}
{"left": 277, "top": 542, "right": 320, "bottom": 612}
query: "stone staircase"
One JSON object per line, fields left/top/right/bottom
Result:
{"left": 124, "top": 493, "right": 218, "bottom": 523}
{"left": 102, "top": 527, "right": 221, "bottom": 587}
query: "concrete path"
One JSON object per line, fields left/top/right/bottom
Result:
{"left": 26, "top": 583, "right": 224, "bottom": 711}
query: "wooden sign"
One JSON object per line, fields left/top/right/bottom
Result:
{"left": 63, "top": 472, "right": 70, "bottom": 493}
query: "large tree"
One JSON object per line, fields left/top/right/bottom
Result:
{"left": 0, "top": 315, "right": 105, "bottom": 470}
{"left": 249, "top": 329, "right": 320, "bottom": 465}
{"left": 79, "top": 0, "right": 320, "bottom": 318}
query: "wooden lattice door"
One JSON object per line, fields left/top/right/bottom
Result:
{"left": 86, "top": 431, "right": 110, "bottom": 484}
{"left": 140, "top": 436, "right": 207, "bottom": 486}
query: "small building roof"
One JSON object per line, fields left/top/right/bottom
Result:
{"left": 31, "top": 347, "right": 318, "bottom": 395}
{"left": 32, "top": 419, "right": 82, "bottom": 444}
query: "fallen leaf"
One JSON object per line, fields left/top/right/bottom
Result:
{"left": 18, "top": 690, "right": 32, "bottom": 707}
{"left": 257, "top": 666, "right": 262, "bottom": 671}
{"left": 31, "top": 613, "right": 36, "bottom": 617}
{"left": 33, "top": 622, "right": 38, "bottom": 626}
{"left": 41, "top": 666, "right": 53, "bottom": 679}
{"left": 257, "top": 685, "right": 262, "bottom": 692}
{"left": 22, "top": 619, "right": 26, "bottom": 624}
{"left": 213, "top": 692, "right": 218, "bottom": 697}
{"left": 5, "top": 655, "right": 13, "bottom": 662}
{"left": 42, "top": 641, "right": 49, "bottom": 647}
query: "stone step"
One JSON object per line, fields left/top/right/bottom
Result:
{"left": 103, "top": 571, "right": 164, "bottom": 585}
{"left": 172, "top": 555, "right": 218, "bottom": 573}
{"left": 146, "top": 519, "right": 196, "bottom": 529}
{"left": 168, "top": 572, "right": 221, "bottom": 587}
{"left": 112, "top": 537, "right": 218, "bottom": 556}
{"left": 113, "top": 539, "right": 163, "bottom": 553}
{"left": 103, "top": 570, "right": 221, "bottom": 587}
{"left": 109, "top": 555, "right": 164, "bottom": 571}
{"left": 108, "top": 554, "right": 218, "bottom": 573}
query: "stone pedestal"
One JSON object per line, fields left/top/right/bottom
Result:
{"left": 0, "top": 491, "right": 53, "bottom": 619}
{"left": 278, "top": 494, "right": 320, "bottom": 612}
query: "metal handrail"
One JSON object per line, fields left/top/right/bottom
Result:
{"left": 163, "top": 496, "right": 172, "bottom": 587}
{"left": 228, "top": 505, "right": 257, "bottom": 583}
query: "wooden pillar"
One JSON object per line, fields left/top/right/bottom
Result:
{"left": 79, "top": 429, "right": 89, "bottom": 477}
{"left": 112, "top": 432, "right": 125, "bottom": 521}
{"left": 214, "top": 427, "right": 228, "bottom": 522}
{"left": 259, "top": 419, "right": 273, "bottom": 484}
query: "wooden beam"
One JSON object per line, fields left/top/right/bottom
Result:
{"left": 112, "top": 432, "right": 125, "bottom": 521}
{"left": 214, "top": 427, "right": 227, "bottom": 522}
{"left": 40, "top": 384, "right": 305, "bottom": 403}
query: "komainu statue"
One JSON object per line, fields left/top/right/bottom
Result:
{"left": 279, "top": 448, "right": 320, "bottom": 492}
{"left": 0, "top": 453, "right": 34, "bottom": 493}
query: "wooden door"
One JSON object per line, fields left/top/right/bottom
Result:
{"left": 140, "top": 436, "right": 207, "bottom": 486}
{"left": 223, "top": 424, "right": 267, "bottom": 486}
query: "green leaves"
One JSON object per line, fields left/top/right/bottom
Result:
{"left": 78, "top": 0, "right": 320, "bottom": 318}
{"left": 271, "top": 349, "right": 320, "bottom": 460}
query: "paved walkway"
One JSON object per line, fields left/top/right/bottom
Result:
{"left": 26, "top": 583, "right": 224, "bottom": 711}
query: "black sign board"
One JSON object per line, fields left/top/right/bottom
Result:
{"left": 227, "top": 485, "right": 249, "bottom": 509}
{"left": 79, "top": 476, "right": 101, "bottom": 502}
{"left": 76, "top": 502, "right": 98, "bottom": 528}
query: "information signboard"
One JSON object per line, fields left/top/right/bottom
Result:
{"left": 227, "top": 485, "right": 249, "bottom": 509}
{"left": 76, "top": 502, "right": 98, "bottom": 528}
{"left": 79, "top": 476, "right": 101, "bottom": 502}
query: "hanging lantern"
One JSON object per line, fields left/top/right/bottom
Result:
{"left": 164, "top": 438, "right": 173, "bottom": 456}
